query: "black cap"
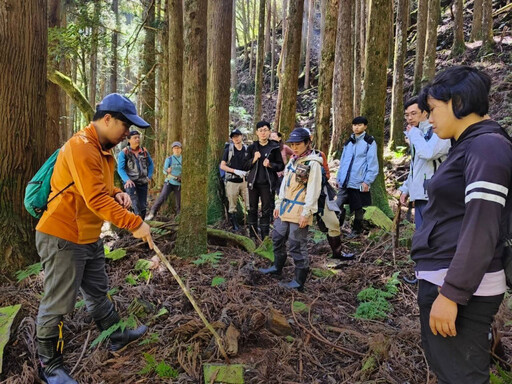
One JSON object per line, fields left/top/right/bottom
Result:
{"left": 286, "top": 128, "right": 310, "bottom": 143}
{"left": 128, "top": 130, "right": 140, "bottom": 138}
{"left": 230, "top": 129, "right": 243, "bottom": 138}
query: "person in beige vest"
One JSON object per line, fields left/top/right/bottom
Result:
{"left": 259, "top": 128, "right": 323, "bottom": 291}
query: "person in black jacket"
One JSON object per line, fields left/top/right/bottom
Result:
{"left": 243, "top": 121, "right": 285, "bottom": 240}
{"left": 412, "top": 66, "right": 512, "bottom": 384}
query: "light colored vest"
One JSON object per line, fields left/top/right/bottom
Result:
{"left": 280, "top": 157, "right": 315, "bottom": 225}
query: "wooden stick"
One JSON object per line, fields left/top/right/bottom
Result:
{"left": 153, "top": 245, "right": 230, "bottom": 363}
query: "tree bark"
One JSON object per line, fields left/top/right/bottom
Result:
{"left": 142, "top": 0, "right": 156, "bottom": 154}
{"left": 451, "top": 0, "right": 465, "bottom": 56}
{"left": 207, "top": 0, "right": 234, "bottom": 224}
{"left": 353, "top": 0, "right": 361, "bottom": 115}
{"left": 360, "top": 0, "right": 367, "bottom": 79}
{"left": 270, "top": 0, "right": 276, "bottom": 92}
{"left": 175, "top": 0, "right": 208, "bottom": 258}
{"left": 254, "top": 0, "right": 266, "bottom": 126}
{"left": 89, "top": 0, "right": 101, "bottom": 106}
{"left": 264, "top": 0, "right": 271, "bottom": 58}
{"left": 47, "top": 0, "right": 63, "bottom": 155}
{"left": 48, "top": 70, "right": 94, "bottom": 122}
{"left": 470, "top": 0, "right": 483, "bottom": 42}
{"left": 360, "top": 0, "right": 392, "bottom": 216}
{"left": 277, "top": 0, "right": 304, "bottom": 137}
{"left": 231, "top": 0, "right": 238, "bottom": 91}
{"left": 304, "top": 0, "right": 315, "bottom": 89}
{"left": 249, "top": 0, "right": 256, "bottom": 76}
{"left": 412, "top": 0, "right": 427, "bottom": 94}
{"left": 319, "top": 0, "right": 327, "bottom": 61}
{"left": 314, "top": 0, "right": 339, "bottom": 155}
{"left": 481, "top": 0, "right": 494, "bottom": 53}
{"left": 389, "top": 0, "right": 409, "bottom": 151}
{"left": 240, "top": 0, "right": 249, "bottom": 66}
{"left": 330, "top": 0, "right": 353, "bottom": 160}
{"left": 422, "top": 0, "right": 440, "bottom": 86}
{"left": 168, "top": 0, "right": 184, "bottom": 150}
{"left": 0, "top": 0, "right": 47, "bottom": 276}
{"left": 110, "top": 0, "right": 119, "bottom": 93}
{"left": 274, "top": 23, "right": 287, "bottom": 131}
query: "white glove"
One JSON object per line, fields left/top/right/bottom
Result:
{"left": 234, "top": 169, "right": 247, "bottom": 177}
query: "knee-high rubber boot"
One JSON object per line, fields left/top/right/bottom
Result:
{"left": 259, "top": 250, "right": 287, "bottom": 276}
{"left": 95, "top": 309, "right": 148, "bottom": 352}
{"left": 247, "top": 211, "right": 259, "bottom": 240}
{"left": 228, "top": 213, "right": 239, "bottom": 231}
{"left": 338, "top": 207, "right": 346, "bottom": 227}
{"left": 38, "top": 333, "right": 77, "bottom": 384}
{"left": 327, "top": 235, "right": 343, "bottom": 259}
{"left": 279, "top": 268, "right": 309, "bottom": 292}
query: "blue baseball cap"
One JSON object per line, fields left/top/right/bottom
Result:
{"left": 97, "top": 93, "right": 150, "bottom": 128}
{"left": 286, "top": 128, "right": 311, "bottom": 143}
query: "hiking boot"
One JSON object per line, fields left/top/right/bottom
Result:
{"left": 95, "top": 309, "right": 148, "bottom": 352}
{"left": 228, "top": 213, "right": 239, "bottom": 231}
{"left": 38, "top": 335, "right": 77, "bottom": 384}
{"left": 279, "top": 268, "right": 309, "bottom": 292}
{"left": 327, "top": 235, "right": 343, "bottom": 259}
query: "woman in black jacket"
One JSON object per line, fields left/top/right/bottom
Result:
{"left": 412, "top": 66, "right": 512, "bottom": 383}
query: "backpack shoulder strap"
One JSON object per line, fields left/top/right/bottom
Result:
{"left": 227, "top": 143, "right": 235, "bottom": 164}
{"left": 363, "top": 135, "right": 375, "bottom": 145}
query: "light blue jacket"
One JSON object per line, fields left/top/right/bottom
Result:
{"left": 336, "top": 132, "right": 379, "bottom": 190}
{"left": 164, "top": 155, "right": 182, "bottom": 186}
{"left": 399, "top": 120, "right": 451, "bottom": 201}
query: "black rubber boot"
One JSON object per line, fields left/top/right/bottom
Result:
{"left": 348, "top": 209, "right": 364, "bottom": 238}
{"left": 327, "top": 235, "right": 343, "bottom": 259}
{"left": 228, "top": 213, "right": 239, "bottom": 231}
{"left": 248, "top": 217, "right": 259, "bottom": 240}
{"left": 260, "top": 225, "right": 270, "bottom": 240}
{"left": 338, "top": 207, "right": 346, "bottom": 227}
{"left": 279, "top": 268, "right": 309, "bottom": 292}
{"left": 316, "top": 214, "right": 328, "bottom": 233}
{"left": 95, "top": 309, "right": 148, "bottom": 352}
{"left": 259, "top": 251, "right": 287, "bottom": 276}
{"left": 38, "top": 335, "right": 77, "bottom": 384}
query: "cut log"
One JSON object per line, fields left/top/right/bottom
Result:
{"left": 266, "top": 308, "right": 292, "bottom": 336}
{"left": 224, "top": 323, "right": 240, "bottom": 356}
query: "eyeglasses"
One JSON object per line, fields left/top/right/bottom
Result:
{"left": 404, "top": 111, "right": 418, "bottom": 118}
{"left": 257, "top": 128, "right": 270, "bottom": 132}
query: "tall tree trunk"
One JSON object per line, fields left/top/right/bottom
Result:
{"left": 47, "top": 0, "right": 63, "bottom": 155}
{"left": 300, "top": 2, "right": 308, "bottom": 70}
{"left": 241, "top": 0, "right": 249, "bottom": 66}
{"left": 389, "top": 0, "right": 409, "bottom": 151}
{"left": 89, "top": 0, "right": 100, "bottom": 106}
{"left": 360, "top": 0, "right": 392, "bottom": 216}
{"left": 360, "top": 0, "right": 367, "bottom": 79}
{"left": 319, "top": 0, "right": 327, "bottom": 61}
{"left": 254, "top": 0, "right": 266, "bottom": 126}
{"left": 176, "top": 0, "right": 208, "bottom": 257}
{"left": 277, "top": 0, "right": 304, "bottom": 137}
{"left": 0, "top": 0, "right": 47, "bottom": 276}
{"left": 264, "top": 0, "right": 271, "bottom": 59}
{"left": 282, "top": 0, "right": 288, "bottom": 35}
{"left": 207, "top": 0, "right": 233, "bottom": 224}
{"left": 168, "top": 0, "right": 183, "bottom": 151}
{"left": 314, "top": 0, "right": 339, "bottom": 155}
{"left": 353, "top": 0, "right": 361, "bottom": 115}
{"left": 422, "top": 0, "right": 440, "bottom": 85}
{"left": 270, "top": 0, "right": 276, "bottom": 92}
{"left": 304, "top": 0, "right": 315, "bottom": 89}
{"left": 274, "top": 23, "right": 287, "bottom": 131}
{"left": 231, "top": 0, "right": 238, "bottom": 91}
{"left": 413, "top": 0, "right": 427, "bottom": 94}
{"left": 142, "top": 0, "right": 156, "bottom": 155}
{"left": 330, "top": 0, "right": 353, "bottom": 160}
{"left": 451, "top": 0, "right": 465, "bottom": 56}
{"left": 470, "top": 0, "right": 483, "bottom": 42}
{"left": 481, "top": 0, "right": 494, "bottom": 53}
{"left": 110, "top": 0, "right": 119, "bottom": 93}
{"left": 249, "top": 0, "right": 256, "bottom": 76}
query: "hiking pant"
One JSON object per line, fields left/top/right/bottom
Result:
{"left": 272, "top": 218, "right": 310, "bottom": 269}
{"left": 151, "top": 182, "right": 181, "bottom": 215}
{"left": 225, "top": 180, "right": 249, "bottom": 213}
{"left": 36, "top": 231, "right": 114, "bottom": 339}
{"left": 418, "top": 280, "right": 503, "bottom": 384}
{"left": 248, "top": 183, "right": 273, "bottom": 234}
{"left": 126, "top": 182, "right": 148, "bottom": 219}
{"left": 414, "top": 199, "right": 428, "bottom": 230}
{"left": 319, "top": 206, "right": 341, "bottom": 237}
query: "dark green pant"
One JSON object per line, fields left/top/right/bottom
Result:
{"left": 36, "top": 231, "right": 113, "bottom": 338}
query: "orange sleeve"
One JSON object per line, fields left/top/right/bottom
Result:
{"left": 321, "top": 152, "right": 330, "bottom": 179}
{"left": 65, "top": 140, "right": 142, "bottom": 231}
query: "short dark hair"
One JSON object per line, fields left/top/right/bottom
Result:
{"left": 93, "top": 110, "right": 132, "bottom": 126}
{"left": 352, "top": 116, "right": 368, "bottom": 125}
{"left": 272, "top": 131, "right": 282, "bottom": 138}
{"left": 404, "top": 96, "right": 419, "bottom": 110}
{"left": 256, "top": 121, "right": 271, "bottom": 130}
{"left": 418, "top": 66, "right": 491, "bottom": 118}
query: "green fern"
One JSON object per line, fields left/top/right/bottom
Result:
{"left": 15, "top": 263, "right": 42, "bottom": 282}
{"left": 192, "top": 252, "right": 223, "bottom": 266}
{"left": 138, "top": 352, "right": 179, "bottom": 378}
{"left": 138, "top": 332, "right": 159, "bottom": 346}
{"left": 90, "top": 315, "right": 137, "bottom": 348}
{"left": 211, "top": 276, "right": 226, "bottom": 287}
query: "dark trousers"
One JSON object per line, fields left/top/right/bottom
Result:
{"left": 126, "top": 182, "right": 148, "bottom": 219}
{"left": 414, "top": 199, "right": 428, "bottom": 229}
{"left": 418, "top": 280, "right": 503, "bottom": 384}
{"left": 248, "top": 183, "right": 273, "bottom": 234}
{"left": 151, "top": 182, "right": 181, "bottom": 215}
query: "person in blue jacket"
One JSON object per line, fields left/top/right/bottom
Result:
{"left": 335, "top": 116, "right": 379, "bottom": 237}
{"left": 117, "top": 130, "right": 154, "bottom": 219}
{"left": 145, "top": 141, "right": 182, "bottom": 220}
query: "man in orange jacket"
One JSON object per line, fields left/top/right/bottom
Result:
{"left": 35, "top": 94, "right": 154, "bottom": 384}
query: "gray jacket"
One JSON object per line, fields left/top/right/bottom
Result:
{"left": 399, "top": 120, "right": 451, "bottom": 201}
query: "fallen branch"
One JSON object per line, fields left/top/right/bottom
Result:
{"left": 206, "top": 228, "right": 256, "bottom": 253}
{"left": 153, "top": 245, "right": 230, "bottom": 363}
